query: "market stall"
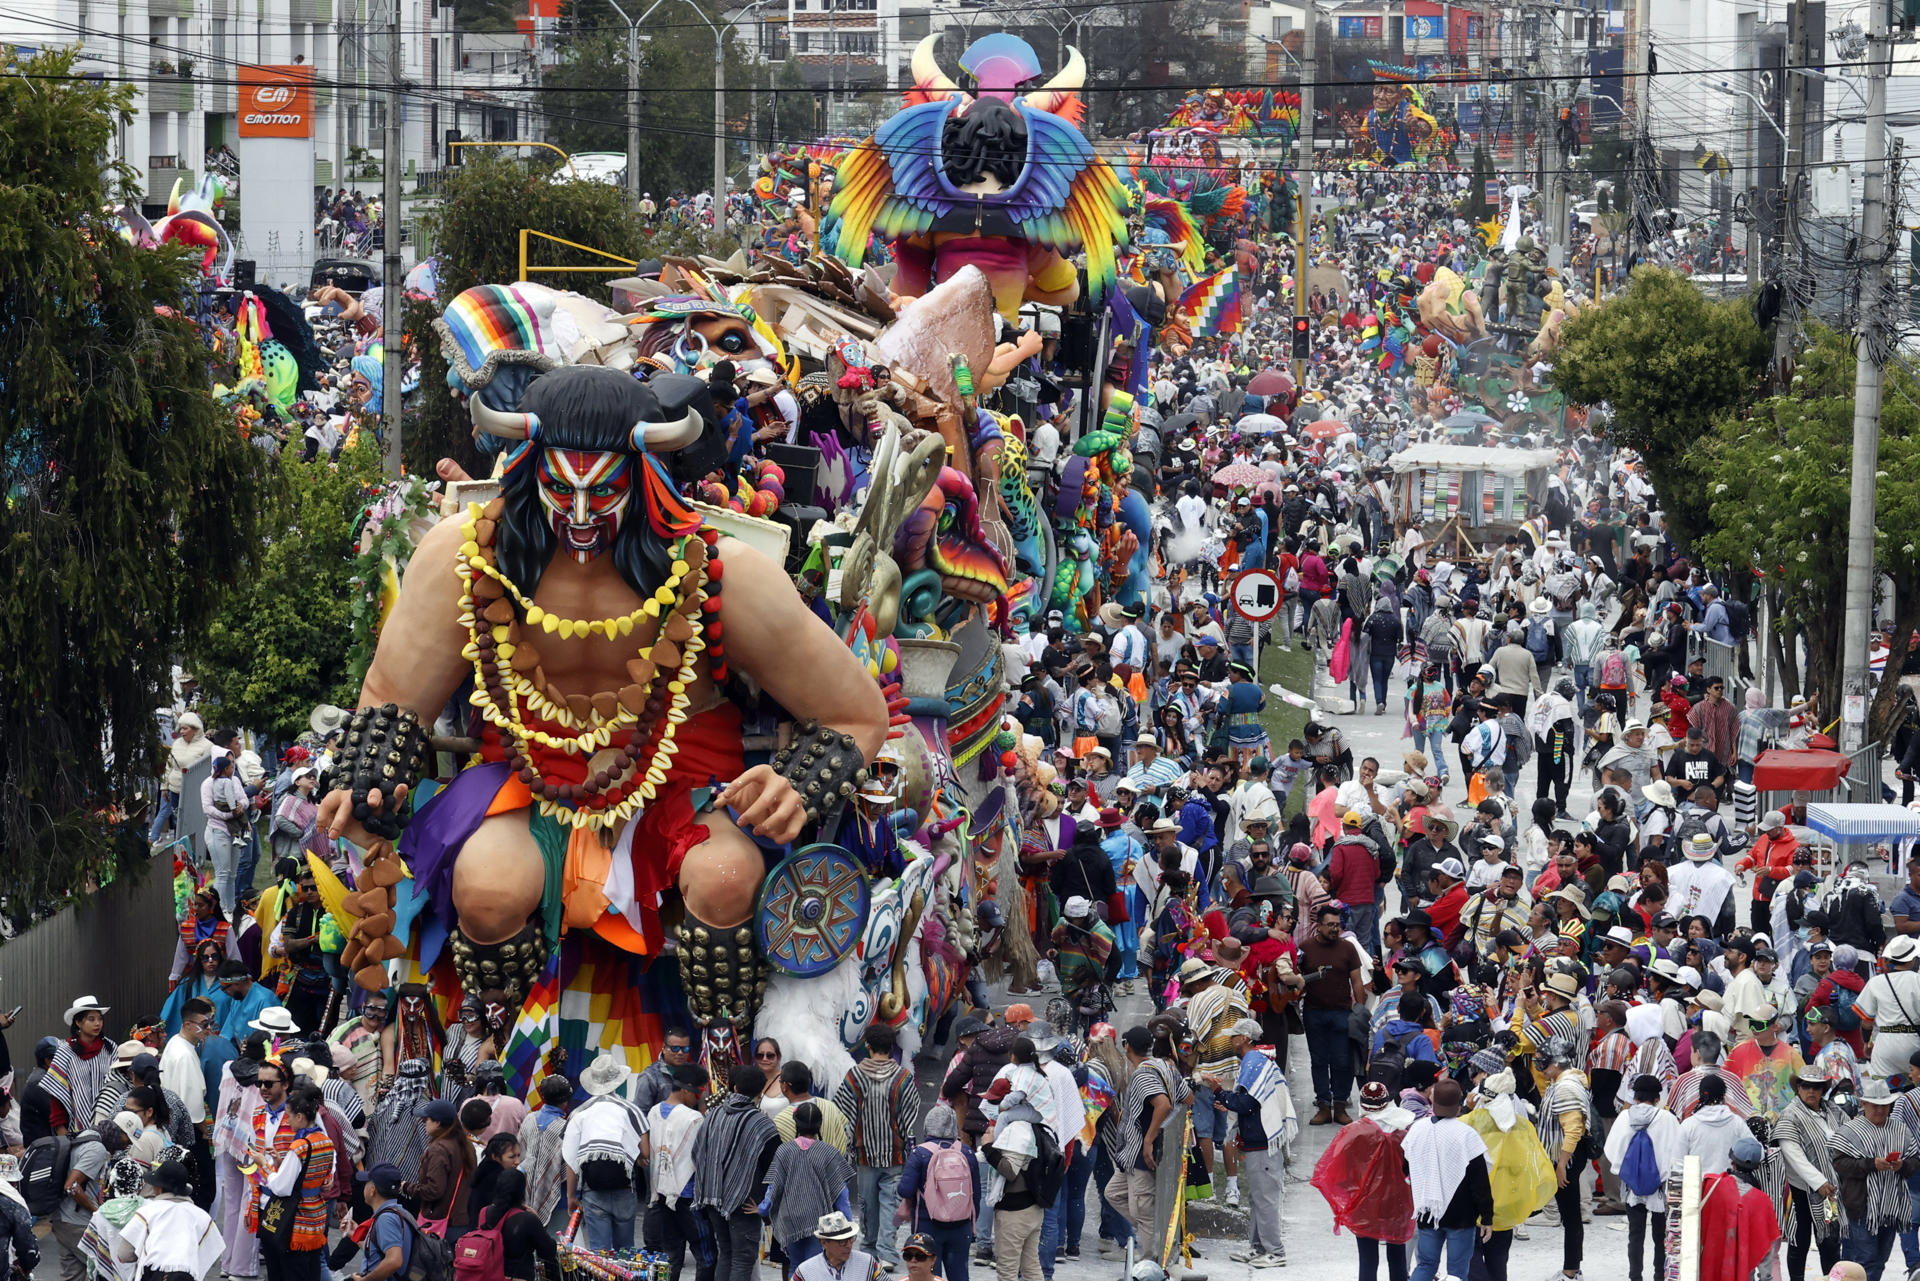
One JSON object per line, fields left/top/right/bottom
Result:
{"left": 1384, "top": 442, "right": 1558, "bottom": 553}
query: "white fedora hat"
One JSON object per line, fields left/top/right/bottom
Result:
{"left": 63, "top": 996, "right": 109, "bottom": 1027}
{"left": 248, "top": 1007, "right": 301, "bottom": 1037}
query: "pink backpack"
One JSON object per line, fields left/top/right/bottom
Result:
{"left": 918, "top": 1141, "right": 974, "bottom": 1223}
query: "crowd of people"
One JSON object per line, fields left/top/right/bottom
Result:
{"left": 97, "top": 107, "right": 1920, "bottom": 1281}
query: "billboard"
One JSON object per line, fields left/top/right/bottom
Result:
{"left": 238, "top": 64, "right": 314, "bottom": 138}
{"left": 1405, "top": 15, "right": 1444, "bottom": 39}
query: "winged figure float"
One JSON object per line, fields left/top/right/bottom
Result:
{"left": 822, "top": 33, "right": 1130, "bottom": 321}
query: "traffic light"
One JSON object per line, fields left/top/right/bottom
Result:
{"left": 1291, "top": 315, "right": 1311, "bottom": 359}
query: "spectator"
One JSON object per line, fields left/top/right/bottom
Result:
{"left": 833, "top": 1024, "right": 920, "bottom": 1267}
{"left": 563, "top": 1053, "right": 647, "bottom": 1251}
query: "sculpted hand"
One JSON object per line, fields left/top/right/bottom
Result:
{"left": 720, "top": 766, "right": 810, "bottom": 845}
{"left": 319, "top": 784, "right": 408, "bottom": 848}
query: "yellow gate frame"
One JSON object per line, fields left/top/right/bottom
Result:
{"left": 449, "top": 140, "right": 580, "bottom": 178}
{"left": 517, "top": 229, "right": 641, "bottom": 284}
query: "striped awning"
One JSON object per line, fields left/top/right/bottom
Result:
{"left": 1804, "top": 802, "right": 1920, "bottom": 844}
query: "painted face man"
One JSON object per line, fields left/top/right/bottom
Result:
{"left": 536, "top": 449, "right": 632, "bottom": 563}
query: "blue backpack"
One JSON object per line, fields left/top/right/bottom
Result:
{"left": 1619, "top": 1121, "right": 1664, "bottom": 1198}
{"left": 1525, "top": 619, "right": 1554, "bottom": 665}
{"left": 1829, "top": 984, "right": 1863, "bottom": 1031}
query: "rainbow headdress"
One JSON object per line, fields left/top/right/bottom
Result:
{"left": 1175, "top": 268, "right": 1244, "bottom": 338}
{"left": 435, "top": 283, "right": 564, "bottom": 395}
{"left": 440, "top": 285, "right": 550, "bottom": 371}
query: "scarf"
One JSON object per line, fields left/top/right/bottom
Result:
{"left": 1235, "top": 1050, "right": 1297, "bottom": 1152}
{"left": 1403, "top": 1115, "right": 1488, "bottom": 1221}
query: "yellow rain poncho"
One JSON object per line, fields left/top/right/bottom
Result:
{"left": 1464, "top": 1080, "right": 1556, "bottom": 1231}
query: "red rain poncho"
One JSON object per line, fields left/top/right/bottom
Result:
{"left": 1311, "top": 1115, "right": 1415, "bottom": 1243}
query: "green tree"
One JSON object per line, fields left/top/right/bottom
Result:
{"left": 407, "top": 155, "right": 730, "bottom": 477}
{"left": 191, "top": 441, "right": 383, "bottom": 737}
{"left": 1692, "top": 328, "right": 1920, "bottom": 733}
{"left": 0, "top": 48, "right": 269, "bottom": 906}
{"left": 545, "top": 0, "right": 767, "bottom": 196}
{"left": 1548, "top": 267, "right": 1770, "bottom": 546}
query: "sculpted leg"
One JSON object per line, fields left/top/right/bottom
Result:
{"left": 675, "top": 814, "right": 770, "bottom": 1028}
{"left": 447, "top": 813, "right": 550, "bottom": 1001}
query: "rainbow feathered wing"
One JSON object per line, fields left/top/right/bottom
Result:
{"left": 824, "top": 94, "right": 1131, "bottom": 306}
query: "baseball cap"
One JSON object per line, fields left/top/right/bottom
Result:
{"left": 356, "top": 1163, "right": 406, "bottom": 1198}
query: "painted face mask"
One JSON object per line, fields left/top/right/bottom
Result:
{"left": 537, "top": 449, "right": 633, "bottom": 563}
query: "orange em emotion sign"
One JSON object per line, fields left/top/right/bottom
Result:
{"left": 239, "top": 65, "right": 314, "bottom": 138}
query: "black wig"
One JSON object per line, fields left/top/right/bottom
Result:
{"left": 496, "top": 365, "right": 722, "bottom": 603}
{"left": 944, "top": 97, "right": 1028, "bottom": 190}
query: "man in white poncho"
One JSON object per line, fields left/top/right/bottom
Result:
{"left": 1209, "top": 1019, "right": 1296, "bottom": 1269}
{"left": 1402, "top": 1079, "right": 1493, "bottom": 1281}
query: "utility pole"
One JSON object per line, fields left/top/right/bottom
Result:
{"left": 604, "top": 0, "right": 642, "bottom": 204}
{"left": 1839, "top": 18, "right": 1892, "bottom": 755}
{"left": 1544, "top": 5, "right": 1570, "bottom": 268}
{"left": 1293, "top": 0, "right": 1314, "bottom": 385}
{"left": 381, "top": 0, "right": 403, "bottom": 479}
{"left": 714, "top": 35, "right": 727, "bottom": 229}
{"left": 1774, "top": 0, "right": 1808, "bottom": 369}
{"left": 1628, "top": 0, "right": 1652, "bottom": 261}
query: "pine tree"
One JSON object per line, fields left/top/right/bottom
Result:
{"left": 0, "top": 49, "right": 270, "bottom": 910}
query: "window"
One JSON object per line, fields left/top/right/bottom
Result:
{"left": 212, "top": 18, "right": 228, "bottom": 67}
{"left": 838, "top": 30, "right": 874, "bottom": 51}
{"left": 794, "top": 30, "right": 809, "bottom": 51}
{"left": 1270, "top": 15, "right": 1290, "bottom": 37}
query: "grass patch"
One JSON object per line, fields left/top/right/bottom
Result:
{"left": 1258, "top": 634, "right": 1317, "bottom": 819}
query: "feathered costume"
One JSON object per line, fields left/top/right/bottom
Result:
{"left": 823, "top": 34, "right": 1130, "bottom": 320}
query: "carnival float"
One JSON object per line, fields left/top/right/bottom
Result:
{"left": 271, "top": 31, "right": 1167, "bottom": 1093}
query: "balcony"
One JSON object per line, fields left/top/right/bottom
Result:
{"left": 145, "top": 68, "right": 195, "bottom": 112}
{"left": 147, "top": 160, "right": 191, "bottom": 198}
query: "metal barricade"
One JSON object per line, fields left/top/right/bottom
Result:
{"left": 1688, "top": 633, "right": 1742, "bottom": 695}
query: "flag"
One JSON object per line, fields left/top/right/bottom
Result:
{"left": 1175, "top": 268, "right": 1243, "bottom": 338}
{"left": 499, "top": 949, "right": 562, "bottom": 1100}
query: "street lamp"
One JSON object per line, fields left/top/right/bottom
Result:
{"left": 672, "top": 0, "right": 772, "bottom": 240}
{"left": 603, "top": 0, "right": 672, "bottom": 204}
{"left": 1712, "top": 79, "right": 1786, "bottom": 148}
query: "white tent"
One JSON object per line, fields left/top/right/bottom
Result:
{"left": 1387, "top": 444, "right": 1557, "bottom": 534}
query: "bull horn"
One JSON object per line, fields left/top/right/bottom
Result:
{"left": 1025, "top": 45, "right": 1085, "bottom": 105}
{"left": 630, "top": 411, "right": 702, "bottom": 453}
{"left": 469, "top": 397, "right": 540, "bottom": 441}
{"left": 911, "top": 35, "right": 958, "bottom": 95}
